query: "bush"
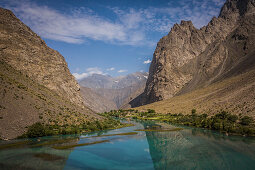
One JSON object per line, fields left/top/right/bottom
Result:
{"left": 26, "top": 122, "right": 46, "bottom": 138}
{"left": 147, "top": 109, "right": 156, "bottom": 113}
{"left": 240, "top": 116, "right": 253, "bottom": 125}
{"left": 227, "top": 115, "right": 238, "bottom": 123}
{"left": 191, "top": 109, "right": 196, "bottom": 114}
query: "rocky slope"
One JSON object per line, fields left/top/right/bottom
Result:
{"left": 136, "top": 68, "right": 255, "bottom": 117}
{"left": 0, "top": 60, "right": 98, "bottom": 139}
{"left": 132, "top": 0, "right": 255, "bottom": 111}
{"left": 0, "top": 7, "right": 84, "bottom": 107}
{"left": 79, "top": 72, "right": 148, "bottom": 111}
{"left": 80, "top": 87, "right": 118, "bottom": 113}
{"left": 0, "top": 7, "right": 100, "bottom": 139}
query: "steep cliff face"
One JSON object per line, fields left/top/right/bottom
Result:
{"left": 134, "top": 0, "right": 255, "bottom": 106}
{"left": 0, "top": 7, "right": 84, "bottom": 107}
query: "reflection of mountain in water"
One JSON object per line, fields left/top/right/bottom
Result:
{"left": 144, "top": 122, "right": 255, "bottom": 170}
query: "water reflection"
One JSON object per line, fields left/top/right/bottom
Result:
{"left": 0, "top": 121, "right": 255, "bottom": 170}
{"left": 143, "top": 121, "right": 255, "bottom": 170}
{"left": 0, "top": 137, "right": 78, "bottom": 170}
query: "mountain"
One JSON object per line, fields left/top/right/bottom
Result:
{"left": 79, "top": 72, "right": 148, "bottom": 112}
{"left": 0, "top": 8, "right": 99, "bottom": 139}
{"left": 0, "top": 7, "right": 84, "bottom": 107}
{"left": 79, "top": 72, "right": 148, "bottom": 89}
{"left": 80, "top": 87, "right": 118, "bottom": 113}
{"left": 131, "top": 0, "right": 255, "bottom": 117}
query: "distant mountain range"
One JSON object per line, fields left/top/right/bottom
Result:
{"left": 79, "top": 72, "right": 148, "bottom": 112}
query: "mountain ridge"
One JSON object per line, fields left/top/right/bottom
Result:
{"left": 79, "top": 72, "right": 148, "bottom": 112}
{"left": 131, "top": 0, "right": 255, "bottom": 111}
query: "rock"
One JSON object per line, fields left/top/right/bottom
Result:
{"left": 132, "top": 0, "right": 255, "bottom": 107}
{"left": 0, "top": 7, "right": 84, "bottom": 107}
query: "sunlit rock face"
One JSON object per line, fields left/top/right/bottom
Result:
{"left": 133, "top": 0, "right": 255, "bottom": 106}
{"left": 0, "top": 7, "right": 84, "bottom": 107}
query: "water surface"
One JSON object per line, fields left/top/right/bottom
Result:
{"left": 0, "top": 120, "right": 255, "bottom": 170}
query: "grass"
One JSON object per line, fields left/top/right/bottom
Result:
{"left": 81, "top": 132, "right": 138, "bottom": 139}
{"left": 134, "top": 128, "right": 183, "bottom": 132}
{"left": 32, "top": 137, "right": 79, "bottom": 147}
{"left": 0, "top": 140, "right": 32, "bottom": 149}
{"left": 19, "top": 119, "right": 134, "bottom": 138}
{"left": 52, "top": 140, "right": 110, "bottom": 150}
{"left": 103, "top": 109, "right": 255, "bottom": 136}
{"left": 34, "top": 153, "right": 64, "bottom": 161}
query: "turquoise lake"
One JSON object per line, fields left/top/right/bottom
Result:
{"left": 1, "top": 120, "right": 255, "bottom": 170}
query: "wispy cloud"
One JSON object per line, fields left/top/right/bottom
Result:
{"left": 107, "top": 67, "right": 115, "bottom": 71}
{"left": 143, "top": 59, "right": 151, "bottom": 64}
{"left": 3, "top": 0, "right": 225, "bottom": 45}
{"left": 73, "top": 67, "right": 105, "bottom": 80}
{"left": 118, "top": 69, "right": 128, "bottom": 73}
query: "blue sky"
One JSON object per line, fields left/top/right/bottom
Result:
{"left": 1, "top": 0, "right": 225, "bottom": 79}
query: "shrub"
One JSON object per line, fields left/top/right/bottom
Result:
{"left": 147, "top": 109, "right": 156, "bottom": 113}
{"left": 191, "top": 109, "right": 196, "bottom": 114}
{"left": 26, "top": 122, "right": 46, "bottom": 138}
{"left": 227, "top": 115, "right": 238, "bottom": 123}
{"left": 240, "top": 116, "right": 253, "bottom": 126}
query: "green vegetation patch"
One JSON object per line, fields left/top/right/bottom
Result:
{"left": 134, "top": 128, "right": 183, "bottom": 132}
{"left": 32, "top": 138, "right": 79, "bottom": 147}
{"left": 52, "top": 140, "right": 110, "bottom": 150}
{"left": 103, "top": 109, "right": 255, "bottom": 137}
{"left": 0, "top": 140, "right": 32, "bottom": 150}
{"left": 34, "top": 153, "right": 65, "bottom": 162}
{"left": 19, "top": 118, "right": 132, "bottom": 138}
{"left": 82, "top": 132, "right": 138, "bottom": 139}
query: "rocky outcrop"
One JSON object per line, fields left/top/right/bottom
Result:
{"left": 133, "top": 0, "right": 255, "bottom": 106}
{"left": 0, "top": 7, "right": 84, "bottom": 107}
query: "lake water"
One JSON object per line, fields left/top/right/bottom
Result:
{"left": 1, "top": 120, "right": 255, "bottom": 170}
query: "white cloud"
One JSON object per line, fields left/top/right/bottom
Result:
{"left": 73, "top": 67, "right": 105, "bottom": 80}
{"left": 118, "top": 69, "right": 128, "bottom": 73}
{"left": 143, "top": 59, "right": 151, "bottom": 64}
{"left": 107, "top": 67, "right": 115, "bottom": 71}
{"left": 212, "top": 0, "right": 225, "bottom": 7}
{"left": 4, "top": 0, "right": 224, "bottom": 45}
{"left": 5, "top": 1, "right": 153, "bottom": 46}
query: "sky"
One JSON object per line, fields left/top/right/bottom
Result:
{"left": 1, "top": 0, "right": 225, "bottom": 80}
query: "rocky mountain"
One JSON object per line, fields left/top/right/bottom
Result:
{"left": 79, "top": 72, "right": 148, "bottom": 89}
{"left": 0, "top": 7, "right": 84, "bottom": 107}
{"left": 131, "top": 0, "right": 255, "bottom": 116}
{"left": 79, "top": 72, "right": 148, "bottom": 112}
{"left": 0, "top": 8, "right": 99, "bottom": 139}
{"left": 80, "top": 87, "right": 118, "bottom": 113}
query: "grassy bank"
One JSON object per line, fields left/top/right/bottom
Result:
{"left": 102, "top": 109, "right": 255, "bottom": 136}
{"left": 18, "top": 118, "right": 133, "bottom": 138}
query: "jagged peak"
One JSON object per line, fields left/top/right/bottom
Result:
{"left": 219, "top": 0, "right": 255, "bottom": 18}
{"left": 170, "top": 20, "right": 196, "bottom": 33}
{"left": 180, "top": 20, "right": 194, "bottom": 27}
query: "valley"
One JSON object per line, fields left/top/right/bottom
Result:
{"left": 0, "top": 0, "right": 255, "bottom": 169}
